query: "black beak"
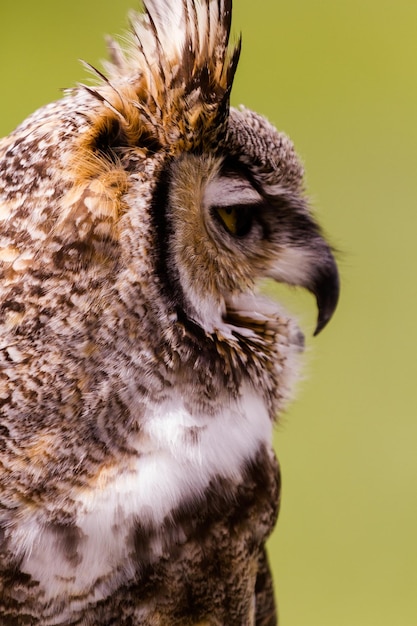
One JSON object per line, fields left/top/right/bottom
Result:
{"left": 310, "top": 248, "right": 340, "bottom": 336}
{"left": 265, "top": 206, "right": 340, "bottom": 336}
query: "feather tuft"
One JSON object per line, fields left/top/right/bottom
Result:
{"left": 82, "top": 0, "right": 240, "bottom": 154}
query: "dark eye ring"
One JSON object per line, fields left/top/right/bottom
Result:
{"left": 214, "top": 204, "right": 255, "bottom": 237}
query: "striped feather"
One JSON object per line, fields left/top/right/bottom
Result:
{"left": 90, "top": 0, "right": 241, "bottom": 153}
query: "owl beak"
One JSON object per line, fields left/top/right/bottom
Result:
{"left": 267, "top": 241, "right": 339, "bottom": 336}
{"left": 309, "top": 250, "right": 340, "bottom": 336}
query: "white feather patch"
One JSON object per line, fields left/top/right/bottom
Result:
{"left": 142, "top": 0, "right": 186, "bottom": 59}
{"left": 267, "top": 246, "right": 317, "bottom": 286}
{"left": 15, "top": 384, "right": 272, "bottom": 604}
{"left": 204, "top": 174, "right": 263, "bottom": 208}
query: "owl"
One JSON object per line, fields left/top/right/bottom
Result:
{"left": 0, "top": 1, "right": 339, "bottom": 624}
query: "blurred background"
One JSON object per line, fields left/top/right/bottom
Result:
{"left": 1, "top": 2, "right": 416, "bottom": 624}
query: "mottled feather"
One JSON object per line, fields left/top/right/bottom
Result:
{"left": 0, "top": 0, "right": 338, "bottom": 624}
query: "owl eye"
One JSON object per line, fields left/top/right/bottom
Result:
{"left": 214, "top": 204, "right": 255, "bottom": 237}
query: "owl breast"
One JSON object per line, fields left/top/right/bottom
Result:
{"left": 14, "top": 384, "right": 273, "bottom": 608}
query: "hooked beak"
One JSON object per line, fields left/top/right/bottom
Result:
{"left": 309, "top": 250, "right": 340, "bottom": 335}
{"left": 267, "top": 240, "right": 340, "bottom": 336}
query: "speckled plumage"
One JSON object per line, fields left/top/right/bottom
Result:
{"left": 0, "top": 1, "right": 339, "bottom": 624}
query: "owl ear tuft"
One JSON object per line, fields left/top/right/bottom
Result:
{"left": 94, "top": 0, "right": 241, "bottom": 153}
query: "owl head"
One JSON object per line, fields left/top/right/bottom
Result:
{"left": 80, "top": 0, "right": 339, "bottom": 337}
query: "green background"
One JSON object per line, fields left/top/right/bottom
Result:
{"left": 1, "top": 2, "right": 416, "bottom": 624}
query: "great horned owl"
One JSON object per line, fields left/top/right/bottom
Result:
{"left": 0, "top": 1, "right": 339, "bottom": 624}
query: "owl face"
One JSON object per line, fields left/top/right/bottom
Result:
{"left": 154, "top": 114, "right": 338, "bottom": 336}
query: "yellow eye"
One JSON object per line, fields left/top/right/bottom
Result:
{"left": 216, "top": 206, "right": 238, "bottom": 234}
{"left": 214, "top": 204, "right": 255, "bottom": 237}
